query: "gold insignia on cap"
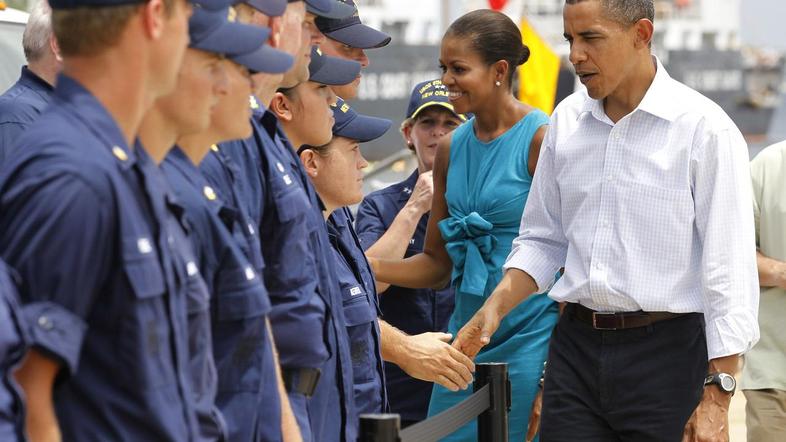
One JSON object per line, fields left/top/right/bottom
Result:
{"left": 340, "top": 103, "right": 350, "bottom": 113}
{"left": 112, "top": 146, "right": 128, "bottom": 161}
{"left": 210, "top": 144, "right": 219, "bottom": 152}
{"left": 227, "top": 6, "right": 237, "bottom": 23}
{"left": 249, "top": 95, "right": 259, "bottom": 110}
{"left": 203, "top": 186, "right": 217, "bottom": 201}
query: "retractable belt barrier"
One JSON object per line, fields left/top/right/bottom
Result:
{"left": 359, "top": 363, "right": 511, "bottom": 442}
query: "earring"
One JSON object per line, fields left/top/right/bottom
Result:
{"left": 495, "top": 81, "right": 501, "bottom": 87}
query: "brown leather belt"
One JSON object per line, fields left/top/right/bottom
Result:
{"left": 569, "top": 303, "right": 686, "bottom": 330}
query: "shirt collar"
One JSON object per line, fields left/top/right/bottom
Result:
{"left": 636, "top": 56, "right": 678, "bottom": 122}
{"left": 579, "top": 56, "right": 678, "bottom": 124}
{"left": 55, "top": 74, "right": 134, "bottom": 169}
{"left": 19, "top": 66, "right": 54, "bottom": 93}
{"left": 166, "top": 146, "right": 226, "bottom": 213}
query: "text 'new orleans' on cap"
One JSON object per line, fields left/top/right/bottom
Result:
{"left": 406, "top": 79, "right": 467, "bottom": 121}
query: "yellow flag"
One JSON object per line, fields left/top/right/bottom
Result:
{"left": 518, "top": 17, "right": 561, "bottom": 115}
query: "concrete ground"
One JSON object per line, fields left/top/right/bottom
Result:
{"left": 730, "top": 393, "right": 747, "bottom": 441}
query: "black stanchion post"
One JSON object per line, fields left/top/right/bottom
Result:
{"left": 474, "top": 362, "right": 511, "bottom": 442}
{"left": 358, "top": 413, "right": 401, "bottom": 442}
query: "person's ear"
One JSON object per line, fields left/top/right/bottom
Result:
{"left": 492, "top": 60, "right": 509, "bottom": 87}
{"left": 633, "top": 18, "right": 654, "bottom": 49}
{"left": 299, "top": 149, "right": 320, "bottom": 177}
{"left": 269, "top": 16, "right": 283, "bottom": 48}
{"left": 141, "top": 0, "right": 167, "bottom": 40}
{"left": 49, "top": 35, "right": 62, "bottom": 62}
{"left": 270, "top": 92, "right": 293, "bottom": 122}
{"left": 401, "top": 122, "right": 414, "bottom": 148}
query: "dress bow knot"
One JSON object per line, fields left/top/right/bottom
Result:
{"left": 438, "top": 211, "right": 497, "bottom": 296}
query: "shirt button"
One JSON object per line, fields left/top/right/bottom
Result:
{"left": 606, "top": 175, "right": 613, "bottom": 182}
{"left": 614, "top": 134, "right": 621, "bottom": 140}
{"left": 594, "top": 262, "right": 603, "bottom": 270}
{"left": 167, "top": 235, "right": 174, "bottom": 245}
{"left": 38, "top": 316, "right": 54, "bottom": 331}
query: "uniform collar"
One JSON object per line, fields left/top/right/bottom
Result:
{"left": 55, "top": 74, "right": 135, "bottom": 170}
{"left": 259, "top": 108, "right": 279, "bottom": 138}
{"left": 579, "top": 56, "right": 678, "bottom": 124}
{"left": 166, "top": 146, "right": 227, "bottom": 214}
{"left": 19, "top": 66, "right": 54, "bottom": 93}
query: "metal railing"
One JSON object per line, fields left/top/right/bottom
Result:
{"left": 359, "top": 363, "right": 511, "bottom": 442}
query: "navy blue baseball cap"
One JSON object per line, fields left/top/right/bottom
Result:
{"left": 331, "top": 97, "right": 392, "bottom": 142}
{"left": 406, "top": 79, "right": 467, "bottom": 121}
{"left": 244, "top": 0, "right": 286, "bottom": 16}
{"left": 230, "top": 43, "right": 294, "bottom": 74}
{"left": 308, "top": 46, "right": 361, "bottom": 85}
{"left": 297, "top": 0, "right": 354, "bottom": 19}
{"left": 194, "top": 0, "right": 235, "bottom": 10}
{"left": 316, "top": 0, "right": 391, "bottom": 49}
{"left": 190, "top": 7, "right": 270, "bottom": 56}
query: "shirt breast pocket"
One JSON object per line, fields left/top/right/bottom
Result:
{"left": 272, "top": 180, "right": 310, "bottom": 225}
{"left": 120, "top": 239, "right": 176, "bottom": 390}
{"left": 342, "top": 285, "right": 377, "bottom": 384}
{"left": 213, "top": 265, "right": 270, "bottom": 392}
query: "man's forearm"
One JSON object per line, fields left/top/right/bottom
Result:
{"left": 756, "top": 250, "right": 786, "bottom": 289}
{"left": 486, "top": 268, "right": 540, "bottom": 318}
{"left": 14, "top": 349, "right": 61, "bottom": 442}
{"left": 379, "top": 319, "right": 408, "bottom": 364}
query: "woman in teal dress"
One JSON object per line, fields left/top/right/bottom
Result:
{"left": 371, "top": 9, "right": 558, "bottom": 441}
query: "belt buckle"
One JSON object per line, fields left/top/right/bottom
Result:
{"left": 591, "top": 312, "right": 618, "bottom": 330}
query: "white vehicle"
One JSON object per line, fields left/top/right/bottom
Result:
{"left": 0, "top": 4, "right": 28, "bottom": 93}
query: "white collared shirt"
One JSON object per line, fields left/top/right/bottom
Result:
{"left": 504, "top": 58, "right": 759, "bottom": 359}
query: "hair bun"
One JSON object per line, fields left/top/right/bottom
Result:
{"left": 518, "top": 45, "right": 531, "bottom": 66}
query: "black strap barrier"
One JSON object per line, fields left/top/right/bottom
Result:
{"left": 359, "top": 363, "right": 511, "bottom": 442}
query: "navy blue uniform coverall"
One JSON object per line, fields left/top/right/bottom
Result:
{"left": 201, "top": 105, "right": 355, "bottom": 441}
{"left": 0, "top": 75, "right": 200, "bottom": 441}
{"left": 355, "top": 170, "right": 455, "bottom": 423}
{"left": 328, "top": 207, "right": 387, "bottom": 416}
{"left": 163, "top": 146, "right": 282, "bottom": 442}
{"left": 0, "top": 66, "right": 54, "bottom": 163}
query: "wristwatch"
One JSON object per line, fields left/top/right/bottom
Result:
{"left": 704, "top": 372, "right": 736, "bottom": 395}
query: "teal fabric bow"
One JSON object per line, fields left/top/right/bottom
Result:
{"left": 438, "top": 211, "right": 497, "bottom": 297}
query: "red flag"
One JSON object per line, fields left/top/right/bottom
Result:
{"left": 489, "top": 0, "right": 508, "bottom": 11}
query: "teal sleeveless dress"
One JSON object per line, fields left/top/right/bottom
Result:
{"left": 427, "top": 111, "right": 559, "bottom": 441}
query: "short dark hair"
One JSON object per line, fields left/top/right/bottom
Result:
{"left": 53, "top": 0, "right": 176, "bottom": 57}
{"left": 444, "top": 9, "right": 530, "bottom": 86}
{"left": 565, "top": 0, "right": 655, "bottom": 26}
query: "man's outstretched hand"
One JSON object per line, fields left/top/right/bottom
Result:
{"left": 397, "top": 332, "right": 476, "bottom": 392}
{"left": 451, "top": 305, "right": 502, "bottom": 359}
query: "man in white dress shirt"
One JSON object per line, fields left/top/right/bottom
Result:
{"left": 453, "top": 1, "right": 759, "bottom": 441}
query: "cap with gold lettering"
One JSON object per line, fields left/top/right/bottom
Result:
{"left": 406, "top": 79, "right": 467, "bottom": 121}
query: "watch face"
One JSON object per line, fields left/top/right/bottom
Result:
{"left": 720, "top": 374, "right": 735, "bottom": 391}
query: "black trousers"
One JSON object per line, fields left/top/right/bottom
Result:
{"left": 540, "top": 305, "right": 708, "bottom": 442}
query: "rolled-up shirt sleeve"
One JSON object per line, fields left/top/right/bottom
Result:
{"left": 1, "top": 171, "right": 113, "bottom": 376}
{"left": 503, "top": 125, "right": 568, "bottom": 292}
{"left": 691, "top": 123, "right": 760, "bottom": 360}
